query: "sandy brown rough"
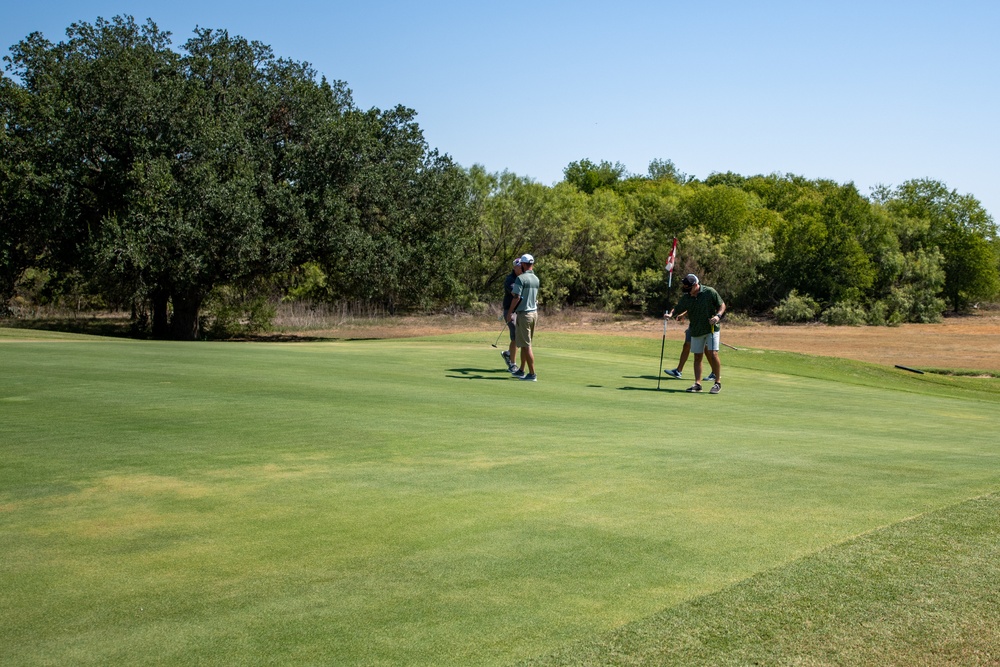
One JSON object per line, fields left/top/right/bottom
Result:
{"left": 290, "top": 310, "right": 1000, "bottom": 373}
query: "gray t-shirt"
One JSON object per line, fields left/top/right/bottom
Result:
{"left": 511, "top": 270, "right": 539, "bottom": 312}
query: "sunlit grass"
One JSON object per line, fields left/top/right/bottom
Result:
{"left": 1, "top": 328, "right": 998, "bottom": 665}
{"left": 525, "top": 492, "right": 1000, "bottom": 666}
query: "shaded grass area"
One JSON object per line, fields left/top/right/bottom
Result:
{"left": 523, "top": 492, "right": 1000, "bottom": 666}
{"left": 0, "top": 314, "right": 135, "bottom": 338}
{"left": 1, "top": 328, "right": 998, "bottom": 666}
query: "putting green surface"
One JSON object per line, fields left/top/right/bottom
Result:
{"left": 1, "top": 329, "right": 998, "bottom": 665}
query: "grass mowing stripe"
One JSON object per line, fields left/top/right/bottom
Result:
{"left": 1, "top": 329, "right": 998, "bottom": 666}
{"left": 522, "top": 492, "right": 1000, "bottom": 666}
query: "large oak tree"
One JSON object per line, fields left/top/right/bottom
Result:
{"left": 2, "top": 16, "right": 470, "bottom": 337}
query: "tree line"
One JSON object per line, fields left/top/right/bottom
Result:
{"left": 3, "top": 17, "right": 998, "bottom": 339}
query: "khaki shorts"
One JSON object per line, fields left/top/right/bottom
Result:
{"left": 690, "top": 331, "right": 720, "bottom": 354}
{"left": 515, "top": 310, "right": 537, "bottom": 348}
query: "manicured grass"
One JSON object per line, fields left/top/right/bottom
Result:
{"left": 1, "top": 328, "right": 998, "bottom": 666}
{"left": 524, "top": 492, "right": 1000, "bottom": 666}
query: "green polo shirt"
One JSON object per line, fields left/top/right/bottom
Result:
{"left": 673, "top": 286, "right": 724, "bottom": 337}
{"left": 511, "top": 270, "right": 539, "bottom": 312}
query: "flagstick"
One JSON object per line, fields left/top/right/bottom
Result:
{"left": 656, "top": 318, "right": 666, "bottom": 390}
{"left": 659, "top": 235, "right": 678, "bottom": 391}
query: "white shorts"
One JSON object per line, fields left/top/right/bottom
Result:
{"left": 690, "top": 331, "right": 720, "bottom": 354}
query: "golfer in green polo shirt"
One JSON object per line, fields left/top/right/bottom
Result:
{"left": 665, "top": 273, "right": 725, "bottom": 393}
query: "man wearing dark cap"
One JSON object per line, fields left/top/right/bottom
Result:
{"left": 500, "top": 258, "right": 522, "bottom": 373}
{"left": 664, "top": 273, "right": 725, "bottom": 393}
{"left": 506, "top": 253, "right": 540, "bottom": 381}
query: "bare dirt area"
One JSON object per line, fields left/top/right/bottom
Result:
{"left": 719, "top": 315, "right": 1000, "bottom": 372}
{"left": 288, "top": 310, "right": 1000, "bottom": 373}
{"left": 5, "top": 308, "right": 998, "bottom": 372}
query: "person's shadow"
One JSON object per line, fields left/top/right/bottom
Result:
{"left": 446, "top": 368, "right": 514, "bottom": 381}
{"left": 619, "top": 374, "right": 689, "bottom": 392}
{"left": 445, "top": 371, "right": 691, "bottom": 389}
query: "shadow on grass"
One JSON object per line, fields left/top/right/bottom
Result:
{"left": 620, "top": 375, "right": 690, "bottom": 392}
{"left": 619, "top": 386, "right": 689, "bottom": 392}
{"left": 625, "top": 374, "right": 690, "bottom": 383}
{"left": 0, "top": 318, "right": 382, "bottom": 343}
{"left": 446, "top": 368, "right": 514, "bottom": 381}
{"left": 1, "top": 316, "right": 136, "bottom": 338}
{"left": 243, "top": 333, "right": 340, "bottom": 342}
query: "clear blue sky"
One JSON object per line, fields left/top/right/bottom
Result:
{"left": 4, "top": 1, "right": 999, "bottom": 219}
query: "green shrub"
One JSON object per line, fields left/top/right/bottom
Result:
{"left": 284, "top": 262, "right": 330, "bottom": 302}
{"left": 866, "top": 300, "right": 890, "bottom": 326}
{"left": 888, "top": 285, "right": 945, "bottom": 324}
{"left": 821, "top": 302, "right": 866, "bottom": 326}
{"left": 773, "top": 291, "right": 820, "bottom": 324}
{"left": 629, "top": 267, "right": 664, "bottom": 315}
{"left": 537, "top": 257, "right": 578, "bottom": 309}
{"left": 722, "top": 312, "right": 752, "bottom": 326}
{"left": 598, "top": 287, "right": 628, "bottom": 312}
{"left": 206, "top": 286, "right": 276, "bottom": 338}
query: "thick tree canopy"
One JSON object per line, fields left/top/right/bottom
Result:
{"left": 1, "top": 16, "right": 470, "bottom": 337}
{"left": 882, "top": 179, "right": 1000, "bottom": 311}
{"left": 3, "top": 18, "right": 998, "bottom": 333}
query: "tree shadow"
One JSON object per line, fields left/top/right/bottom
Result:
{"left": 1, "top": 316, "right": 135, "bottom": 338}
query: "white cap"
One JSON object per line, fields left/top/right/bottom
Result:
{"left": 520, "top": 253, "right": 534, "bottom": 265}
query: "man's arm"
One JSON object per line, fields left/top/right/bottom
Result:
{"left": 507, "top": 295, "right": 521, "bottom": 322}
{"left": 665, "top": 295, "right": 690, "bottom": 320}
{"left": 710, "top": 298, "right": 726, "bottom": 327}
{"left": 508, "top": 276, "right": 524, "bottom": 322}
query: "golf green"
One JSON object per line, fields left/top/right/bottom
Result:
{"left": 1, "top": 328, "right": 997, "bottom": 665}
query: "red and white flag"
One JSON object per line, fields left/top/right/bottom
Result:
{"left": 665, "top": 237, "right": 678, "bottom": 286}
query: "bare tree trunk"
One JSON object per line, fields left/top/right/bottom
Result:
{"left": 151, "top": 290, "right": 170, "bottom": 339}
{"left": 170, "top": 291, "right": 202, "bottom": 340}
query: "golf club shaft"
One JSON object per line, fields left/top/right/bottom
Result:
{"left": 491, "top": 320, "right": 506, "bottom": 347}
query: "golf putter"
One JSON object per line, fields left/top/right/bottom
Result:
{"left": 490, "top": 321, "right": 506, "bottom": 348}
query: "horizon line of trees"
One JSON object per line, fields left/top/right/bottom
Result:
{"left": 3, "top": 16, "right": 999, "bottom": 339}
{"left": 464, "top": 160, "right": 999, "bottom": 326}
